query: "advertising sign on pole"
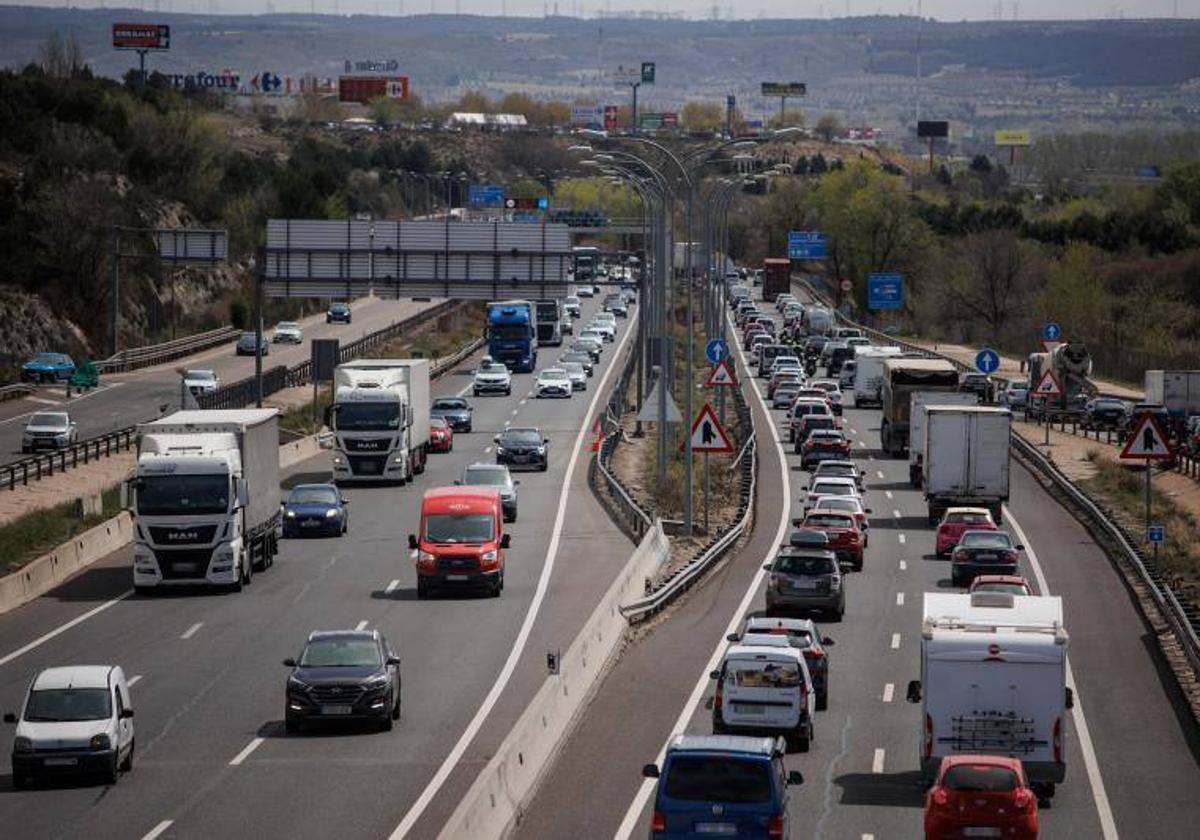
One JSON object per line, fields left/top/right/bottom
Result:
{"left": 867, "top": 272, "right": 904, "bottom": 310}
{"left": 570, "top": 106, "right": 604, "bottom": 127}
{"left": 787, "top": 230, "right": 827, "bottom": 260}
{"left": 761, "top": 82, "right": 807, "bottom": 96}
{"left": 993, "top": 129, "right": 1032, "bottom": 147}
{"left": 112, "top": 23, "right": 170, "bottom": 50}
{"left": 917, "top": 120, "right": 950, "bottom": 138}
{"left": 641, "top": 62, "right": 656, "bottom": 84}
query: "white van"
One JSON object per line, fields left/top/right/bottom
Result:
{"left": 5, "top": 665, "right": 135, "bottom": 788}
{"left": 710, "top": 644, "right": 815, "bottom": 752}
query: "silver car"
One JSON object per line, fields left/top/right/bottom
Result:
{"left": 22, "top": 411, "right": 77, "bottom": 453}
{"left": 457, "top": 463, "right": 519, "bottom": 522}
{"left": 561, "top": 361, "right": 587, "bottom": 391}
{"left": 473, "top": 362, "right": 512, "bottom": 396}
{"left": 764, "top": 536, "right": 845, "bottom": 620}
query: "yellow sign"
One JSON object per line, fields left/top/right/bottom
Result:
{"left": 994, "top": 129, "right": 1031, "bottom": 147}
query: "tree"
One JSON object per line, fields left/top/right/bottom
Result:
{"left": 680, "top": 101, "right": 724, "bottom": 132}
{"left": 456, "top": 90, "right": 491, "bottom": 113}
{"left": 969, "top": 154, "right": 993, "bottom": 174}
{"left": 766, "top": 109, "right": 805, "bottom": 129}
{"left": 38, "top": 30, "right": 85, "bottom": 78}
{"left": 942, "top": 230, "right": 1038, "bottom": 344}
{"left": 814, "top": 113, "right": 841, "bottom": 143}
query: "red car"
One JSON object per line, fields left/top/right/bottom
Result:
{"left": 935, "top": 507, "right": 996, "bottom": 558}
{"left": 428, "top": 416, "right": 454, "bottom": 453}
{"left": 969, "top": 574, "right": 1034, "bottom": 596}
{"left": 800, "top": 511, "right": 864, "bottom": 571}
{"left": 924, "top": 754, "right": 1039, "bottom": 840}
{"left": 801, "top": 430, "right": 852, "bottom": 470}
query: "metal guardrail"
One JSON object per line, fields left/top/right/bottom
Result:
{"left": 590, "top": 337, "right": 654, "bottom": 543}
{"left": 95, "top": 326, "right": 241, "bottom": 373}
{"left": 1, "top": 428, "right": 138, "bottom": 491}
{"left": 0, "top": 383, "right": 36, "bottom": 403}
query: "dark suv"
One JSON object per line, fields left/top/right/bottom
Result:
{"left": 494, "top": 427, "right": 550, "bottom": 472}
{"left": 283, "top": 630, "right": 401, "bottom": 733}
{"left": 765, "top": 532, "right": 845, "bottom": 620}
{"left": 327, "top": 302, "right": 352, "bottom": 324}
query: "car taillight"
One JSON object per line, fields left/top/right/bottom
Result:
{"left": 931, "top": 788, "right": 949, "bottom": 808}
{"left": 767, "top": 814, "right": 785, "bottom": 839}
{"left": 1014, "top": 789, "right": 1034, "bottom": 812}
{"left": 923, "top": 714, "right": 933, "bottom": 758}
{"left": 650, "top": 811, "right": 666, "bottom": 834}
{"left": 1053, "top": 716, "right": 1062, "bottom": 763}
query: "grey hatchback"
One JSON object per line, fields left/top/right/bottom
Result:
{"left": 764, "top": 533, "right": 845, "bottom": 620}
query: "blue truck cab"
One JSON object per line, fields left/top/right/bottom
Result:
{"left": 643, "top": 735, "right": 803, "bottom": 839}
{"left": 486, "top": 300, "right": 538, "bottom": 373}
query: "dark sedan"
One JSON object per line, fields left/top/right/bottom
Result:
{"left": 327, "top": 302, "right": 352, "bottom": 324}
{"left": 1084, "top": 397, "right": 1129, "bottom": 430}
{"left": 431, "top": 396, "right": 473, "bottom": 432}
{"left": 560, "top": 351, "right": 595, "bottom": 377}
{"left": 950, "top": 530, "right": 1023, "bottom": 587}
{"left": 284, "top": 630, "right": 400, "bottom": 733}
{"left": 282, "top": 484, "right": 348, "bottom": 537}
{"left": 494, "top": 427, "right": 549, "bottom": 472}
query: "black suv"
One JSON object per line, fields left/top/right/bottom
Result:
{"left": 283, "top": 630, "right": 401, "bottom": 733}
{"left": 494, "top": 427, "right": 550, "bottom": 471}
{"left": 327, "top": 302, "right": 352, "bottom": 324}
{"left": 430, "top": 397, "right": 473, "bottom": 432}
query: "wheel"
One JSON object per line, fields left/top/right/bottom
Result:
{"left": 505, "top": 387, "right": 512, "bottom": 396}
{"left": 829, "top": 608, "right": 844, "bottom": 623}
{"left": 243, "top": 554, "right": 253, "bottom": 586}
{"left": 120, "top": 739, "right": 134, "bottom": 772}
{"left": 285, "top": 717, "right": 302, "bottom": 735}
{"left": 473, "top": 389, "right": 480, "bottom": 397}
{"left": 12, "top": 771, "right": 28, "bottom": 790}
{"left": 416, "top": 581, "right": 428, "bottom": 599}
{"left": 104, "top": 752, "right": 120, "bottom": 785}
{"left": 790, "top": 731, "right": 810, "bottom": 753}
{"left": 392, "top": 692, "right": 401, "bottom": 721}
{"left": 540, "top": 462, "right": 548, "bottom": 472}
{"left": 816, "top": 692, "right": 828, "bottom": 712}
{"left": 379, "top": 712, "right": 393, "bottom": 732}
{"left": 951, "top": 573, "right": 964, "bottom": 588}
{"left": 491, "top": 579, "right": 502, "bottom": 598}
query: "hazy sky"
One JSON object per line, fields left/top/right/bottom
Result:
{"left": 0, "top": 1, "right": 1194, "bottom": 21}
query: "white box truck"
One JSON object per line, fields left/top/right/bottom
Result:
{"left": 132, "top": 409, "right": 280, "bottom": 592}
{"left": 852, "top": 346, "right": 904, "bottom": 408}
{"left": 922, "top": 406, "right": 1011, "bottom": 524}
{"left": 907, "top": 592, "right": 1072, "bottom": 800}
{"left": 909, "top": 391, "right": 983, "bottom": 488}
{"left": 330, "top": 359, "right": 430, "bottom": 484}
{"left": 1144, "top": 370, "right": 1200, "bottom": 421}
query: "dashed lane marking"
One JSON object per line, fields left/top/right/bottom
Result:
{"left": 229, "top": 737, "right": 264, "bottom": 766}
{"left": 180, "top": 622, "right": 203, "bottom": 640}
{"left": 872, "top": 748, "right": 886, "bottom": 773}
{"left": 896, "top": 592, "right": 905, "bottom": 606}
{"left": 141, "top": 820, "right": 174, "bottom": 840}
{"left": 890, "top": 633, "right": 901, "bottom": 650}
{"left": 882, "top": 683, "right": 894, "bottom": 703}
{"left": 385, "top": 579, "right": 400, "bottom": 594}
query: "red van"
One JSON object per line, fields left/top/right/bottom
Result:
{"left": 408, "top": 486, "right": 509, "bottom": 599}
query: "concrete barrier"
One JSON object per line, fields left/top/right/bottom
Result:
{"left": 279, "top": 433, "right": 323, "bottom": 470}
{"left": 438, "top": 520, "right": 669, "bottom": 840}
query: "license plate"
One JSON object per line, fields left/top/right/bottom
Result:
{"left": 975, "top": 553, "right": 997, "bottom": 561}
{"left": 792, "top": 579, "right": 818, "bottom": 590}
{"left": 963, "top": 829, "right": 1002, "bottom": 838}
{"left": 173, "top": 562, "right": 198, "bottom": 573}
{"left": 320, "top": 705, "right": 352, "bottom": 715}
{"left": 43, "top": 757, "right": 78, "bottom": 766}
{"left": 733, "top": 703, "right": 765, "bottom": 715}
{"left": 360, "top": 463, "right": 380, "bottom": 475}
{"left": 446, "top": 574, "right": 469, "bottom": 581}
{"left": 301, "top": 520, "right": 320, "bottom": 527}
{"left": 695, "top": 823, "right": 737, "bottom": 835}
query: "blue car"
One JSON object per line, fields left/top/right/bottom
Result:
{"left": 282, "top": 484, "right": 349, "bottom": 537}
{"left": 22, "top": 352, "right": 76, "bottom": 383}
{"left": 643, "top": 735, "right": 803, "bottom": 839}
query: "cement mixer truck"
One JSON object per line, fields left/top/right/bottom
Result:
{"left": 1026, "top": 342, "right": 1095, "bottom": 420}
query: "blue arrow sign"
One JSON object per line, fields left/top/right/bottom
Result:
{"left": 975, "top": 348, "right": 1000, "bottom": 374}
{"left": 706, "top": 338, "right": 729, "bottom": 364}
{"left": 1042, "top": 321, "right": 1062, "bottom": 342}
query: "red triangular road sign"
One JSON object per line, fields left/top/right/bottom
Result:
{"left": 1120, "top": 413, "right": 1174, "bottom": 461}
{"left": 590, "top": 419, "right": 603, "bottom": 452}
{"left": 683, "top": 403, "right": 734, "bottom": 453}
{"left": 1033, "top": 370, "right": 1063, "bottom": 397}
{"left": 706, "top": 359, "right": 737, "bottom": 387}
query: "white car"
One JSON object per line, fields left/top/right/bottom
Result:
{"left": 535, "top": 367, "right": 572, "bottom": 398}
{"left": 585, "top": 320, "right": 615, "bottom": 342}
{"left": 473, "top": 362, "right": 512, "bottom": 396}
{"left": 561, "top": 361, "right": 587, "bottom": 391}
{"left": 563, "top": 296, "right": 582, "bottom": 318}
{"left": 21, "top": 411, "right": 77, "bottom": 453}
{"left": 803, "top": 476, "right": 861, "bottom": 515}
{"left": 809, "top": 379, "right": 844, "bottom": 415}
{"left": 272, "top": 321, "right": 303, "bottom": 343}
{"left": 6, "top": 665, "right": 135, "bottom": 788}
{"left": 575, "top": 284, "right": 594, "bottom": 298}
{"left": 183, "top": 368, "right": 220, "bottom": 396}
{"left": 579, "top": 328, "right": 609, "bottom": 348}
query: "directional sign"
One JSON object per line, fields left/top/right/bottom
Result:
{"left": 705, "top": 338, "right": 730, "bottom": 364}
{"left": 867, "top": 272, "right": 904, "bottom": 310}
{"left": 706, "top": 359, "right": 737, "bottom": 387}
{"left": 787, "top": 230, "right": 827, "bottom": 260}
{"left": 975, "top": 347, "right": 1000, "bottom": 374}
{"left": 1033, "top": 370, "right": 1063, "bottom": 397}
{"left": 1147, "top": 524, "right": 1165, "bottom": 544}
{"left": 685, "top": 404, "right": 734, "bottom": 454}
{"left": 1120, "top": 413, "right": 1174, "bottom": 461}
{"left": 1042, "top": 321, "right": 1062, "bottom": 342}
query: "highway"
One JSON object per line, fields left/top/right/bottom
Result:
{"left": 518, "top": 287, "right": 1200, "bottom": 839}
{"left": 0, "top": 296, "right": 441, "bottom": 468}
{"left": 0, "top": 294, "right": 639, "bottom": 839}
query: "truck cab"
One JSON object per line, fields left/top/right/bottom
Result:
{"left": 329, "top": 360, "right": 430, "bottom": 484}
{"left": 409, "top": 486, "right": 510, "bottom": 599}
{"left": 486, "top": 300, "right": 538, "bottom": 373}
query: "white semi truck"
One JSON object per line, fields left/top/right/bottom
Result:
{"left": 922, "top": 405, "right": 1012, "bottom": 524}
{"left": 132, "top": 409, "right": 280, "bottom": 592}
{"left": 907, "top": 592, "right": 1072, "bottom": 801}
{"left": 330, "top": 359, "right": 430, "bottom": 484}
{"left": 908, "top": 391, "right": 983, "bottom": 488}
{"left": 852, "top": 346, "right": 904, "bottom": 408}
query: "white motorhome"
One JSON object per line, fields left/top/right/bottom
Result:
{"left": 852, "top": 346, "right": 904, "bottom": 407}
{"left": 330, "top": 359, "right": 430, "bottom": 484}
{"left": 907, "top": 592, "right": 1072, "bottom": 799}
{"left": 908, "top": 391, "right": 984, "bottom": 488}
{"left": 922, "top": 406, "right": 1012, "bottom": 525}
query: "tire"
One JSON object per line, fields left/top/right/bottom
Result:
{"left": 816, "top": 692, "right": 828, "bottom": 712}
{"left": 12, "top": 771, "right": 28, "bottom": 790}
{"left": 120, "top": 739, "right": 134, "bottom": 772}
{"left": 285, "top": 717, "right": 302, "bottom": 735}
{"left": 392, "top": 693, "right": 402, "bottom": 721}
{"left": 104, "top": 752, "right": 119, "bottom": 785}
{"left": 379, "top": 712, "right": 393, "bottom": 732}
{"left": 505, "top": 387, "right": 512, "bottom": 396}
{"left": 540, "top": 462, "right": 548, "bottom": 472}
{"left": 243, "top": 554, "right": 253, "bottom": 586}
{"left": 416, "top": 581, "right": 428, "bottom": 600}
{"left": 790, "top": 731, "right": 810, "bottom": 754}
{"left": 829, "top": 608, "right": 844, "bottom": 623}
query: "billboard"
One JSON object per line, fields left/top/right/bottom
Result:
{"left": 761, "top": 82, "right": 806, "bottom": 97}
{"left": 612, "top": 65, "right": 642, "bottom": 84}
{"left": 343, "top": 59, "right": 400, "bottom": 73}
{"left": 994, "top": 129, "right": 1031, "bottom": 147}
{"left": 112, "top": 23, "right": 170, "bottom": 51}
{"left": 917, "top": 120, "right": 949, "bottom": 139}
{"left": 338, "top": 75, "right": 409, "bottom": 104}
{"left": 603, "top": 105, "right": 620, "bottom": 131}
{"left": 641, "top": 62, "right": 656, "bottom": 84}
{"left": 570, "top": 105, "right": 604, "bottom": 127}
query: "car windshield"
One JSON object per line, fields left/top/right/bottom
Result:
{"left": 433, "top": 398, "right": 468, "bottom": 410}
{"left": 277, "top": 322, "right": 298, "bottom": 330}
{"left": 961, "top": 532, "right": 1014, "bottom": 549}
{"left": 480, "top": 364, "right": 508, "bottom": 375}
{"left": 1094, "top": 399, "right": 1125, "bottom": 410}
{"left": 186, "top": 370, "right": 215, "bottom": 381}
{"left": 32, "top": 353, "right": 69, "bottom": 364}
{"left": 946, "top": 512, "right": 992, "bottom": 526}
{"left": 138, "top": 473, "right": 229, "bottom": 516}
{"left": 24, "top": 688, "right": 112, "bottom": 723}
{"left": 974, "top": 583, "right": 1028, "bottom": 595}
{"left": 501, "top": 430, "right": 543, "bottom": 446}
{"left": 29, "top": 412, "right": 68, "bottom": 428}
{"left": 430, "top": 417, "right": 448, "bottom": 429}
{"left": 542, "top": 370, "right": 569, "bottom": 380}
{"left": 424, "top": 513, "right": 494, "bottom": 543}
{"left": 817, "top": 465, "right": 854, "bottom": 477}
{"left": 299, "top": 638, "right": 380, "bottom": 668}
{"left": 815, "top": 498, "right": 859, "bottom": 512}
{"left": 805, "top": 515, "right": 855, "bottom": 529}
{"left": 336, "top": 402, "right": 400, "bottom": 431}
{"left": 805, "top": 418, "right": 835, "bottom": 430}
{"left": 663, "top": 756, "right": 772, "bottom": 804}
{"left": 240, "top": 332, "right": 257, "bottom": 343}
{"left": 811, "top": 432, "right": 843, "bottom": 442}
{"left": 775, "top": 554, "right": 834, "bottom": 575}
{"left": 464, "top": 468, "right": 509, "bottom": 486}
{"left": 729, "top": 661, "right": 803, "bottom": 688}
{"left": 288, "top": 487, "right": 339, "bottom": 505}
{"left": 562, "top": 363, "right": 584, "bottom": 376}
{"left": 330, "top": 304, "right": 349, "bottom": 314}
{"left": 943, "top": 764, "right": 1019, "bottom": 793}
{"left": 812, "top": 482, "right": 853, "bottom": 497}
{"left": 565, "top": 297, "right": 579, "bottom": 305}
{"left": 562, "top": 353, "right": 590, "bottom": 365}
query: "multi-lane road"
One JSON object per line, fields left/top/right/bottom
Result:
{"left": 0, "top": 294, "right": 639, "bottom": 839}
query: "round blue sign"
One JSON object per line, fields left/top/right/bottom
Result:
{"left": 1042, "top": 321, "right": 1062, "bottom": 341}
{"left": 975, "top": 348, "right": 1000, "bottom": 374}
{"left": 706, "top": 339, "right": 729, "bottom": 364}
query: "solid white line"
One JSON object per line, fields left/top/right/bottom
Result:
{"left": 890, "top": 633, "right": 901, "bottom": 650}
{"left": 1005, "top": 506, "right": 1120, "bottom": 840}
{"left": 385, "top": 579, "right": 400, "bottom": 594}
{"left": 885, "top": 490, "right": 894, "bottom": 500}
{"left": 899, "top": 560, "right": 907, "bottom": 571}
{"left": 229, "top": 737, "right": 264, "bottom": 766}
{"left": 141, "top": 820, "right": 174, "bottom": 840}
{"left": 180, "top": 622, "right": 203, "bottom": 640}
{"left": 896, "top": 592, "right": 905, "bottom": 606}
{"left": 872, "top": 748, "right": 886, "bottom": 773}
{"left": 882, "top": 683, "right": 895, "bottom": 703}
{"left": 390, "top": 309, "right": 636, "bottom": 840}
{"left": 0, "top": 592, "right": 132, "bottom": 668}
{"left": 128, "top": 675, "right": 143, "bottom": 687}
{"left": 613, "top": 313, "right": 791, "bottom": 840}
{"left": 898, "top": 533, "right": 906, "bottom": 544}
{"left": 354, "top": 619, "right": 369, "bottom": 631}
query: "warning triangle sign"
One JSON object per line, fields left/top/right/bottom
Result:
{"left": 637, "top": 378, "right": 682, "bottom": 424}
{"left": 684, "top": 403, "right": 734, "bottom": 454}
{"left": 706, "top": 359, "right": 737, "bottom": 387}
{"left": 1120, "top": 413, "right": 1174, "bottom": 461}
{"left": 1034, "top": 370, "right": 1063, "bottom": 397}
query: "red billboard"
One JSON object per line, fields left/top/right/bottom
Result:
{"left": 112, "top": 23, "right": 170, "bottom": 51}
{"left": 603, "top": 105, "right": 619, "bottom": 131}
{"left": 338, "top": 75, "right": 409, "bottom": 104}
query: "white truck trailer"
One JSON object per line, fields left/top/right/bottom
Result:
{"left": 922, "top": 406, "right": 1011, "bottom": 525}
{"left": 907, "top": 592, "right": 1072, "bottom": 800}
{"left": 908, "top": 391, "right": 984, "bottom": 488}
{"left": 132, "top": 409, "right": 280, "bottom": 592}
{"left": 1144, "top": 370, "right": 1200, "bottom": 422}
{"left": 330, "top": 359, "right": 431, "bottom": 484}
{"left": 852, "top": 346, "right": 904, "bottom": 408}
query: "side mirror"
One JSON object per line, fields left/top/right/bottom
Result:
{"left": 282, "top": 658, "right": 296, "bottom": 667}
{"left": 407, "top": 535, "right": 418, "bottom": 550}
{"left": 906, "top": 680, "right": 922, "bottom": 703}
{"left": 493, "top": 435, "right": 500, "bottom": 444}
{"left": 642, "top": 763, "right": 660, "bottom": 779}
{"left": 787, "top": 770, "right": 804, "bottom": 786}
{"left": 500, "top": 533, "right": 511, "bottom": 549}
{"left": 763, "top": 563, "right": 773, "bottom": 572}
{"left": 121, "top": 708, "right": 135, "bottom": 719}
{"left": 341, "top": 499, "right": 349, "bottom": 505}
{"left": 1066, "top": 687, "right": 1074, "bottom": 709}
{"left": 543, "top": 438, "right": 550, "bottom": 445}
{"left": 1015, "top": 544, "right": 1025, "bottom": 551}
{"left": 821, "top": 636, "right": 835, "bottom": 646}
{"left": 709, "top": 670, "right": 721, "bottom": 680}
{"left": 3, "top": 713, "right": 15, "bottom": 724}
{"left": 386, "top": 656, "right": 401, "bottom": 666}
{"left": 453, "top": 479, "right": 462, "bottom": 485}
{"left": 323, "top": 405, "right": 334, "bottom": 429}
{"left": 726, "top": 633, "right": 740, "bottom": 642}
{"left": 513, "top": 480, "right": 521, "bottom": 486}
{"left": 864, "top": 508, "right": 873, "bottom": 514}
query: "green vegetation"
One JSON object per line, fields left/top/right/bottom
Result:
{"left": 0, "top": 485, "right": 122, "bottom": 575}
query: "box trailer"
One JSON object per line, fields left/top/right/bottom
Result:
{"left": 923, "top": 406, "right": 1011, "bottom": 524}
{"left": 909, "top": 391, "right": 983, "bottom": 487}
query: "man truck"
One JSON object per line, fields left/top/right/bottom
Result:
{"left": 486, "top": 300, "right": 538, "bottom": 373}
{"left": 329, "top": 359, "right": 430, "bottom": 484}
{"left": 762, "top": 257, "right": 791, "bottom": 303}
{"left": 534, "top": 299, "right": 564, "bottom": 347}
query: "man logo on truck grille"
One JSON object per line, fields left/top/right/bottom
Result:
{"left": 168, "top": 531, "right": 198, "bottom": 541}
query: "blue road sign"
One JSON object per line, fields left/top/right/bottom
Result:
{"left": 537, "top": 196, "right": 549, "bottom": 210}
{"left": 706, "top": 338, "right": 729, "bottom": 364}
{"left": 1042, "top": 321, "right": 1062, "bottom": 342}
{"left": 1147, "top": 524, "right": 1165, "bottom": 544}
{"left": 867, "top": 272, "right": 904, "bottom": 310}
{"left": 788, "top": 230, "right": 827, "bottom": 260}
{"left": 468, "top": 184, "right": 506, "bottom": 208}
{"left": 975, "top": 348, "right": 1000, "bottom": 374}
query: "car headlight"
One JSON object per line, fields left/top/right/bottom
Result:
{"left": 13, "top": 736, "right": 32, "bottom": 753}
{"left": 481, "top": 549, "right": 498, "bottom": 562}
{"left": 285, "top": 510, "right": 296, "bottom": 518}
{"left": 417, "top": 550, "right": 435, "bottom": 563}
{"left": 536, "top": 446, "right": 546, "bottom": 454}
{"left": 325, "top": 508, "right": 339, "bottom": 518}
{"left": 215, "top": 545, "right": 234, "bottom": 562}
{"left": 90, "top": 734, "right": 111, "bottom": 751}
{"left": 496, "top": 446, "right": 506, "bottom": 455}
{"left": 287, "top": 675, "right": 310, "bottom": 692}
{"left": 363, "top": 673, "right": 390, "bottom": 688}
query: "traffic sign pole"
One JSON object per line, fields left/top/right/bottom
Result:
{"left": 703, "top": 451, "right": 710, "bottom": 534}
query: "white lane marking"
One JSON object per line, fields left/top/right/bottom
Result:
{"left": 0, "top": 592, "right": 132, "bottom": 668}
{"left": 858, "top": 440, "right": 867, "bottom": 448}
{"left": 882, "top": 683, "right": 895, "bottom": 703}
{"left": 614, "top": 313, "right": 791, "bottom": 840}
{"left": 354, "top": 620, "right": 369, "bottom": 631}
{"left": 180, "top": 622, "right": 203, "bottom": 640}
{"left": 385, "top": 579, "right": 400, "bottom": 594}
{"left": 141, "top": 820, "right": 174, "bottom": 840}
{"left": 519, "top": 399, "right": 527, "bottom": 406}
{"left": 890, "top": 633, "right": 901, "bottom": 650}
{"left": 896, "top": 592, "right": 905, "bottom": 606}
{"left": 876, "top": 470, "right": 884, "bottom": 479}
{"left": 391, "top": 304, "right": 636, "bottom": 840}
{"left": 885, "top": 490, "right": 893, "bottom": 500}
{"left": 892, "top": 509, "right": 901, "bottom": 519}
{"left": 511, "top": 408, "right": 519, "bottom": 416}
{"left": 899, "top": 559, "right": 907, "bottom": 571}
{"left": 862, "top": 835, "right": 876, "bottom": 840}
{"left": 1005, "top": 507, "right": 1119, "bottom": 840}
{"left": 229, "top": 737, "right": 265, "bottom": 766}
{"left": 872, "top": 748, "right": 886, "bottom": 773}
{"left": 898, "top": 533, "right": 906, "bottom": 544}
{"left": 128, "top": 675, "right": 144, "bottom": 687}
{"left": 484, "top": 446, "right": 493, "bottom": 453}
